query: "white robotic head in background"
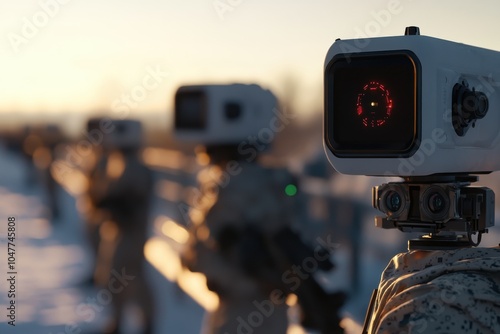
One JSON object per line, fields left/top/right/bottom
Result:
{"left": 174, "top": 84, "right": 278, "bottom": 145}
{"left": 102, "top": 119, "right": 143, "bottom": 151}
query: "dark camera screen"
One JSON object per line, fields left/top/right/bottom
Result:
{"left": 175, "top": 91, "right": 207, "bottom": 130}
{"left": 325, "top": 51, "right": 420, "bottom": 157}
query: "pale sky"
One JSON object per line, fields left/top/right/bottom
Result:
{"left": 2, "top": 0, "right": 500, "bottom": 131}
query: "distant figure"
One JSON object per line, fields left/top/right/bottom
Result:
{"left": 175, "top": 84, "right": 345, "bottom": 334}
{"left": 88, "top": 119, "right": 155, "bottom": 334}
{"left": 21, "top": 125, "right": 41, "bottom": 187}
{"left": 25, "top": 125, "right": 63, "bottom": 220}
{"left": 40, "top": 125, "right": 64, "bottom": 219}
{"left": 82, "top": 117, "right": 110, "bottom": 284}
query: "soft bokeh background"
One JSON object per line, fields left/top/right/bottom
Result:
{"left": 2, "top": 0, "right": 500, "bottom": 134}
{"left": 1, "top": 1, "right": 500, "bottom": 333}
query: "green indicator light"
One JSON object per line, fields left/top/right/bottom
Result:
{"left": 285, "top": 184, "right": 297, "bottom": 196}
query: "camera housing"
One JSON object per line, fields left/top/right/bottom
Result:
{"left": 373, "top": 178, "right": 494, "bottom": 235}
{"left": 323, "top": 29, "right": 499, "bottom": 248}
{"left": 174, "top": 84, "right": 277, "bottom": 145}
{"left": 324, "top": 33, "right": 500, "bottom": 176}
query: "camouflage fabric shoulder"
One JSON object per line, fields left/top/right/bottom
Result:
{"left": 368, "top": 247, "right": 500, "bottom": 334}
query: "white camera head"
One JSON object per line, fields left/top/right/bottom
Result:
{"left": 174, "top": 83, "right": 278, "bottom": 145}
{"left": 324, "top": 29, "right": 500, "bottom": 176}
{"left": 102, "top": 119, "right": 143, "bottom": 150}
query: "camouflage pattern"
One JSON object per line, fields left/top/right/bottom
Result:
{"left": 367, "top": 247, "right": 500, "bottom": 334}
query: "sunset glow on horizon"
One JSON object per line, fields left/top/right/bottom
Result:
{"left": 2, "top": 0, "right": 500, "bottom": 126}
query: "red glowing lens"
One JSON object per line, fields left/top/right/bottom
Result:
{"left": 356, "top": 81, "right": 393, "bottom": 127}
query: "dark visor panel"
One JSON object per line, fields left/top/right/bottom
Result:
{"left": 325, "top": 51, "right": 420, "bottom": 157}
{"left": 175, "top": 91, "right": 207, "bottom": 130}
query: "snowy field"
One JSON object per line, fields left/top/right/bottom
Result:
{"left": 0, "top": 145, "right": 205, "bottom": 334}
{"left": 0, "top": 143, "right": 498, "bottom": 334}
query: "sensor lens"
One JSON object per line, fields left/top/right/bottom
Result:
{"left": 385, "top": 190, "right": 402, "bottom": 212}
{"left": 325, "top": 51, "right": 419, "bottom": 157}
{"left": 475, "top": 92, "right": 489, "bottom": 118}
{"left": 452, "top": 81, "right": 489, "bottom": 136}
{"left": 224, "top": 102, "right": 242, "bottom": 121}
{"left": 428, "top": 192, "right": 446, "bottom": 214}
{"left": 356, "top": 82, "right": 393, "bottom": 128}
{"left": 421, "top": 186, "right": 450, "bottom": 221}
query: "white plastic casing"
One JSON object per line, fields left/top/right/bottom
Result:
{"left": 324, "top": 34, "right": 500, "bottom": 176}
{"left": 174, "top": 84, "right": 278, "bottom": 145}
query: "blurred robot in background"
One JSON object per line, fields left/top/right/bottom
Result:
{"left": 23, "top": 124, "right": 63, "bottom": 220}
{"left": 21, "top": 125, "right": 39, "bottom": 187}
{"left": 88, "top": 119, "right": 155, "bottom": 334}
{"left": 82, "top": 117, "right": 111, "bottom": 284}
{"left": 176, "top": 84, "right": 345, "bottom": 334}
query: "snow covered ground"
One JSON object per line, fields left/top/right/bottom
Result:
{"left": 1, "top": 143, "right": 498, "bottom": 334}
{"left": 0, "top": 145, "right": 205, "bottom": 334}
